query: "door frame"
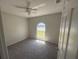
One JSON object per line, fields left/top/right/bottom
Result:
{"left": 0, "top": 9, "right": 9, "bottom": 59}
{"left": 57, "top": 0, "right": 77, "bottom": 59}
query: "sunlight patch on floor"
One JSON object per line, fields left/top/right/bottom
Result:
{"left": 36, "top": 40, "right": 46, "bottom": 44}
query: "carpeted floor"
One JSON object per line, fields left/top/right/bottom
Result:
{"left": 8, "top": 39, "right": 58, "bottom": 59}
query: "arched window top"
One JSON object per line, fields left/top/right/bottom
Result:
{"left": 37, "top": 22, "right": 45, "bottom": 28}
{"left": 37, "top": 22, "right": 45, "bottom": 31}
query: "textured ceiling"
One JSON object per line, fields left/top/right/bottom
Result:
{"left": 0, "top": 0, "right": 63, "bottom": 17}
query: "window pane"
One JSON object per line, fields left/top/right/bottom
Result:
{"left": 36, "top": 23, "right": 45, "bottom": 40}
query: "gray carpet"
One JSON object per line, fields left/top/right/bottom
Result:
{"left": 8, "top": 39, "right": 58, "bottom": 59}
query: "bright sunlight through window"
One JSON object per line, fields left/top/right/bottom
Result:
{"left": 36, "top": 22, "right": 45, "bottom": 40}
{"left": 36, "top": 40, "right": 46, "bottom": 44}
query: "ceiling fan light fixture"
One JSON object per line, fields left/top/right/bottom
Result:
{"left": 56, "top": 0, "right": 61, "bottom": 3}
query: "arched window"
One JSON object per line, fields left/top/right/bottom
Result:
{"left": 36, "top": 22, "right": 45, "bottom": 40}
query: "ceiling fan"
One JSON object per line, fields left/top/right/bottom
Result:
{"left": 15, "top": 0, "right": 46, "bottom": 15}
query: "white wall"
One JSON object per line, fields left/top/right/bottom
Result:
{"left": 29, "top": 13, "right": 61, "bottom": 44}
{"left": 1, "top": 12, "right": 28, "bottom": 46}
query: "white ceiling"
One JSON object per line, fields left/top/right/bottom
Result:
{"left": 0, "top": 0, "right": 63, "bottom": 17}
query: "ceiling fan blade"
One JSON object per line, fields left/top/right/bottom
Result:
{"left": 33, "top": 3, "right": 46, "bottom": 9}
{"left": 31, "top": 11, "right": 36, "bottom": 13}
{"left": 15, "top": 5, "right": 26, "bottom": 9}
{"left": 31, "top": 8, "right": 37, "bottom": 11}
{"left": 26, "top": 0, "right": 30, "bottom": 8}
{"left": 28, "top": 11, "right": 31, "bottom": 15}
